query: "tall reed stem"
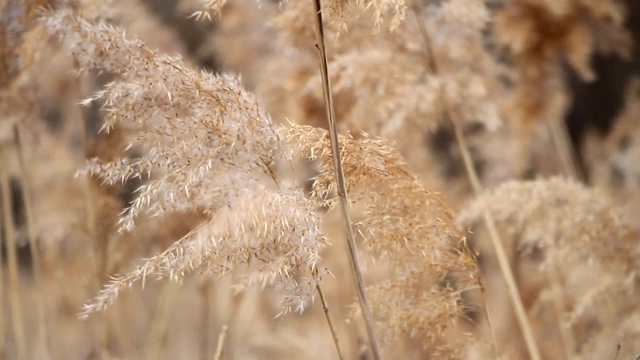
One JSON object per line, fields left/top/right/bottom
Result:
{"left": 411, "top": 8, "right": 540, "bottom": 360}
{"left": 0, "top": 147, "right": 26, "bottom": 360}
{"left": 145, "top": 282, "right": 181, "bottom": 360}
{"left": 13, "top": 125, "right": 51, "bottom": 356}
{"left": 451, "top": 118, "right": 541, "bottom": 360}
{"left": 310, "top": 1, "right": 381, "bottom": 359}
{"left": 201, "top": 282, "right": 214, "bottom": 360}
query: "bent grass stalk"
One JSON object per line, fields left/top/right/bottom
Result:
{"left": 315, "top": 268, "right": 345, "bottom": 360}
{"left": 310, "top": 1, "right": 382, "bottom": 359}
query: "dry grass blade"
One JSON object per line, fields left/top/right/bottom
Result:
{"left": 310, "top": 1, "right": 381, "bottom": 358}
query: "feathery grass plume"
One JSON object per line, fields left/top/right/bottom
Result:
{"left": 190, "top": 0, "right": 229, "bottom": 21}
{"left": 458, "top": 177, "right": 640, "bottom": 358}
{"left": 273, "top": 0, "right": 501, "bottom": 137}
{"left": 458, "top": 177, "right": 637, "bottom": 271}
{"left": 324, "top": 0, "right": 408, "bottom": 29}
{"left": 261, "top": 0, "right": 505, "bottom": 191}
{"left": 494, "top": 0, "right": 632, "bottom": 127}
{"left": 44, "top": 7, "right": 328, "bottom": 317}
{"left": 286, "top": 124, "right": 479, "bottom": 356}
{"left": 82, "top": 187, "right": 327, "bottom": 317}
{"left": 0, "top": 0, "right": 49, "bottom": 89}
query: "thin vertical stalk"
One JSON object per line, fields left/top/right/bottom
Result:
{"left": 451, "top": 117, "right": 541, "bottom": 360}
{"left": 315, "top": 270, "right": 345, "bottom": 360}
{"left": 145, "top": 283, "right": 181, "bottom": 360}
{"left": 310, "top": 1, "right": 381, "bottom": 359}
{"left": 213, "top": 325, "right": 228, "bottom": 360}
{"left": 411, "top": 8, "right": 505, "bottom": 359}
{"left": 0, "top": 147, "right": 26, "bottom": 360}
{"left": 201, "top": 282, "right": 212, "bottom": 360}
{"left": 13, "top": 126, "right": 50, "bottom": 356}
{"left": 548, "top": 119, "right": 582, "bottom": 181}
{"left": 412, "top": 8, "right": 541, "bottom": 359}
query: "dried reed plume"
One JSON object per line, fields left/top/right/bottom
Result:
{"left": 4, "top": 1, "right": 632, "bottom": 358}
{"left": 43, "top": 6, "right": 482, "bottom": 357}
{"left": 287, "top": 125, "right": 479, "bottom": 356}
{"left": 458, "top": 177, "right": 638, "bottom": 272}
{"left": 45, "top": 7, "right": 328, "bottom": 318}
{"left": 458, "top": 177, "right": 640, "bottom": 358}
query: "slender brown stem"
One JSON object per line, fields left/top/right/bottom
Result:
{"left": 315, "top": 269, "right": 345, "bottom": 360}
{"left": 411, "top": 8, "right": 506, "bottom": 359}
{"left": 213, "top": 325, "right": 228, "bottom": 360}
{"left": 310, "top": 1, "right": 382, "bottom": 359}
{"left": 0, "top": 147, "right": 26, "bottom": 360}
{"left": 451, "top": 118, "right": 541, "bottom": 360}
{"left": 548, "top": 119, "right": 582, "bottom": 181}
{"left": 12, "top": 126, "right": 51, "bottom": 356}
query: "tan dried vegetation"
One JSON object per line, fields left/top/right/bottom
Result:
{"left": 0, "top": 0, "right": 638, "bottom": 359}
